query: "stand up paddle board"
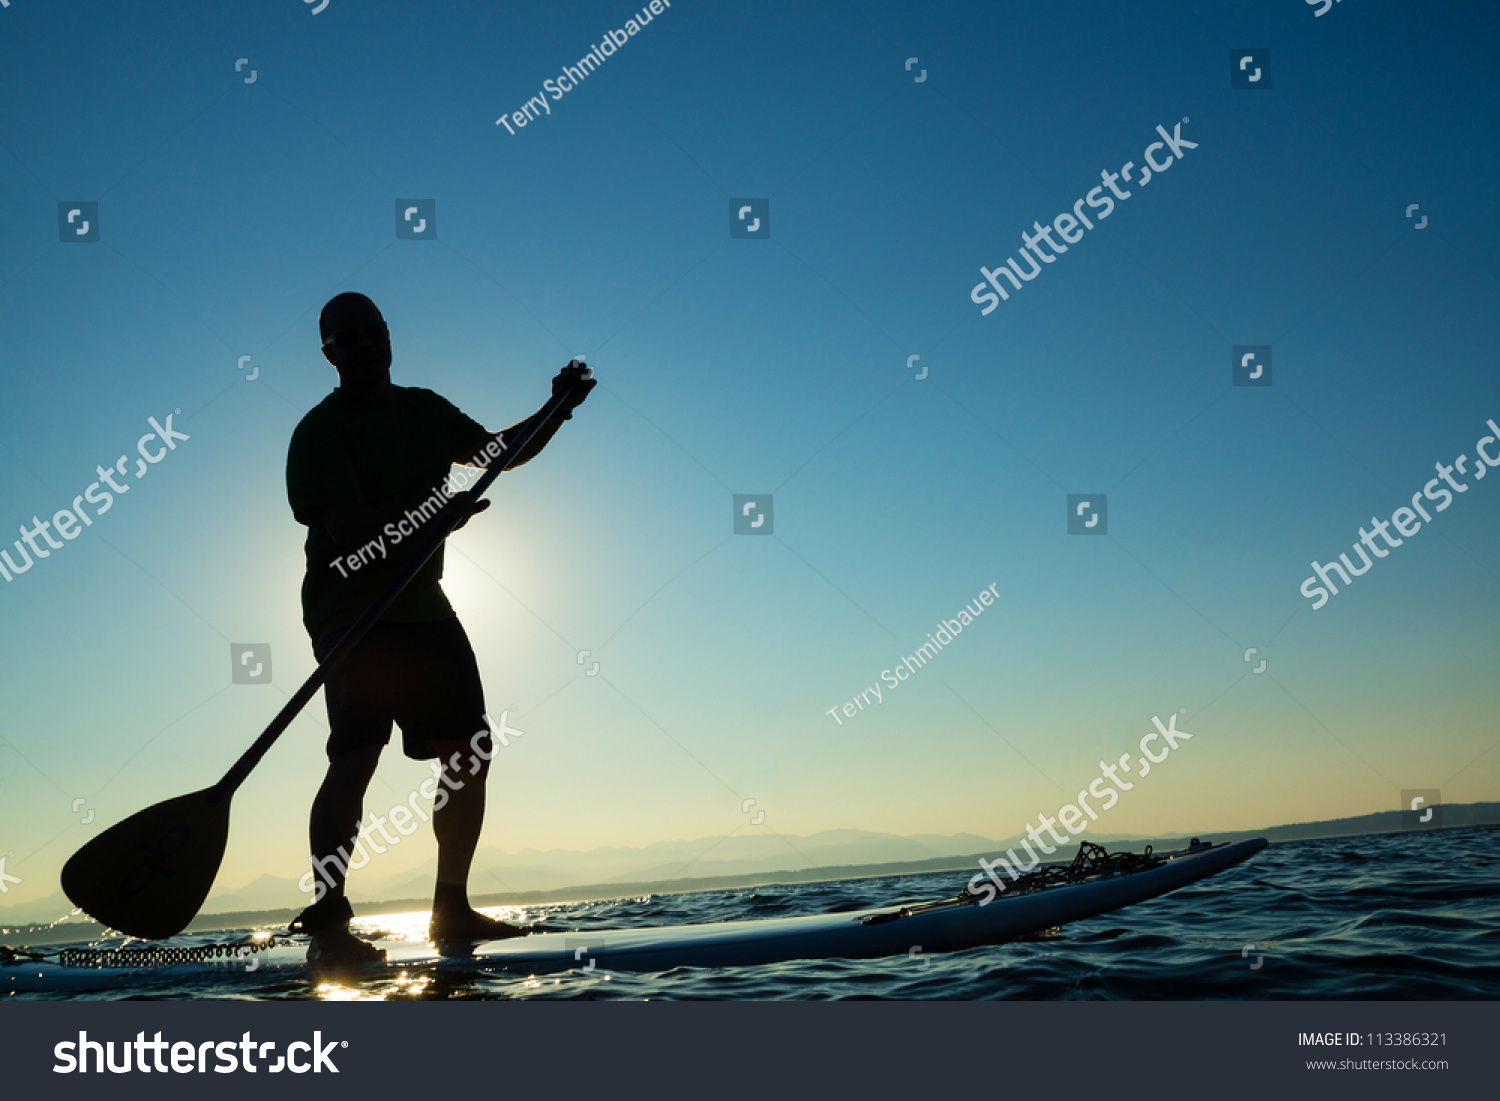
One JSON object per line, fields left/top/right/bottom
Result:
{"left": 3, "top": 838, "right": 1266, "bottom": 992}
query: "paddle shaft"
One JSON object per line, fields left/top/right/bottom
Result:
{"left": 208, "top": 382, "right": 583, "bottom": 803}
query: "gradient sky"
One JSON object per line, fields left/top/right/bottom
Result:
{"left": 2, "top": 0, "right": 1497, "bottom": 912}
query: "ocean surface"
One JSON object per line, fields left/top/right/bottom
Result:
{"left": 6, "top": 826, "right": 1497, "bottom": 1000}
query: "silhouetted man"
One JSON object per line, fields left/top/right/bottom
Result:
{"left": 285, "top": 291, "right": 593, "bottom": 964}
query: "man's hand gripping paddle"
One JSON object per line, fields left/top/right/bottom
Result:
{"left": 60, "top": 366, "right": 594, "bottom": 940}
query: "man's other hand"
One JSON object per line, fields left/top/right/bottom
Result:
{"left": 442, "top": 491, "right": 492, "bottom": 533}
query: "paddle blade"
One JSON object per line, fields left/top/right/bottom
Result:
{"left": 60, "top": 787, "right": 231, "bottom": 940}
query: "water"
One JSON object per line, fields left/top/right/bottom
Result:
{"left": 7, "top": 826, "right": 1497, "bottom": 999}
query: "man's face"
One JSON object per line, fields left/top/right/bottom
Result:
{"left": 320, "top": 299, "right": 392, "bottom": 389}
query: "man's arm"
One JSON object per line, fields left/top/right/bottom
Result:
{"left": 462, "top": 410, "right": 554, "bottom": 472}
{"left": 458, "top": 362, "right": 595, "bottom": 471}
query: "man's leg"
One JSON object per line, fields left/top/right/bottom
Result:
{"left": 399, "top": 619, "right": 526, "bottom": 944}
{"left": 310, "top": 745, "right": 382, "bottom": 900}
{"left": 424, "top": 737, "right": 526, "bottom": 943}
{"left": 295, "top": 745, "right": 386, "bottom": 963}
{"left": 427, "top": 739, "right": 487, "bottom": 919}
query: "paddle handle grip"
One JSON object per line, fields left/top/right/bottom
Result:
{"left": 210, "top": 377, "right": 588, "bottom": 802}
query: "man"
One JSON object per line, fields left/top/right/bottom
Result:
{"left": 284, "top": 291, "right": 593, "bottom": 964}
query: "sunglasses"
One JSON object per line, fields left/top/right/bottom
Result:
{"left": 322, "top": 323, "right": 389, "bottom": 350}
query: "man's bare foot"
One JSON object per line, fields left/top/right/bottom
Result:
{"left": 307, "top": 925, "right": 387, "bottom": 966}
{"left": 429, "top": 908, "right": 529, "bottom": 944}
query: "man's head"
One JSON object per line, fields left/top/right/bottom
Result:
{"left": 319, "top": 292, "right": 391, "bottom": 393}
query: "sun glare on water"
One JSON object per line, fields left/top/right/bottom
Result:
{"left": 354, "top": 910, "right": 433, "bottom": 943}
{"left": 310, "top": 907, "right": 533, "bottom": 1001}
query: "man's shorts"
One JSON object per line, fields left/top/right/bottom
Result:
{"left": 314, "top": 617, "right": 487, "bottom": 761}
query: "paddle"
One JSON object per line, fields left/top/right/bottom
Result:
{"left": 61, "top": 368, "right": 593, "bottom": 940}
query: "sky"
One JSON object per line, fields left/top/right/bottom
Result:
{"left": 1, "top": 0, "right": 1497, "bottom": 913}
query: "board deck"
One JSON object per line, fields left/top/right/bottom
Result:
{"left": 3, "top": 838, "right": 1267, "bottom": 991}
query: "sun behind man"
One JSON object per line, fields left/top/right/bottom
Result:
{"left": 284, "top": 291, "right": 593, "bottom": 964}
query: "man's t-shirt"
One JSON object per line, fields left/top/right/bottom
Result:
{"left": 286, "top": 385, "right": 489, "bottom": 646}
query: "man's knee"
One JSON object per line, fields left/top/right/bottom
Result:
{"left": 430, "top": 740, "right": 489, "bottom": 784}
{"left": 325, "top": 745, "right": 381, "bottom": 786}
